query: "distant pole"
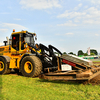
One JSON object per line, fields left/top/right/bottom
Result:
{"left": 87, "top": 47, "right": 90, "bottom": 55}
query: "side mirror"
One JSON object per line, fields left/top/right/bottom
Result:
{"left": 35, "top": 37, "right": 37, "bottom": 40}
{"left": 3, "top": 41, "right": 7, "bottom": 46}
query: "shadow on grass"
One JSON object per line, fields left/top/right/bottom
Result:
{"left": 9, "top": 71, "right": 90, "bottom": 85}
{"left": 9, "top": 70, "right": 22, "bottom": 76}
{"left": 38, "top": 79, "right": 87, "bottom": 85}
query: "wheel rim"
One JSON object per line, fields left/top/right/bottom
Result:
{"left": 24, "top": 61, "right": 33, "bottom": 73}
{"left": 0, "top": 61, "right": 4, "bottom": 71}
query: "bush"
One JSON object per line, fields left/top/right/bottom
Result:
{"left": 84, "top": 53, "right": 88, "bottom": 56}
{"left": 90, "top": 53, "right": 95, "bottom": 56}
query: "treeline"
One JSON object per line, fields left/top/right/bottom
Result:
{"left": 63, "top": 52, "right": 76, "bottom": 55}
{"left": 62, "top": 49, "right": 98, "bottom": 56}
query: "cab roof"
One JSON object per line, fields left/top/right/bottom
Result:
{"left": 11, "top": 30, "right": 36, "bottom": 36}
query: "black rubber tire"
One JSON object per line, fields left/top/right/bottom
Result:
{"left": 21, "top": 56, "right": 42, "bottom": 77}
{"left": 0, "top": 57, "right": 8, "bottom": 74}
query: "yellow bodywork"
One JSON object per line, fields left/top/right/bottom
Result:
{"left": 0, "top": 45, "right": 29, "bottom": 69}
{"left": 0, "top": 30, "right": 40, "bottom": 69}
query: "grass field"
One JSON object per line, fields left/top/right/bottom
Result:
{"left": 90, "top": 59, "right": 100, "bottom": 62}
{"left": 89, "top": 59, "right": 100, "bottom": 66}
{"left": 0, "top": 75, "right": 100, "bottom": 100}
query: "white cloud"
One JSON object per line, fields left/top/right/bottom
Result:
{"left": 2, "top": 23, "right": 28, "bottom": 30}
{"left": 83, "top": 20, "right": 100, "bottom": 24}
{"left": 95, "top": 34, "right": 99, "bottom": 36}
{"left": 78, "top": 3, "right": 82, "bottom": 7}
{"left": 0, "top": 42, "right": 3, "bottom": 46}
{"left": 0, "top": 29, "right": 8, "bottom": 33}
{"left": 74, "top": 3, "right": 82, "bottom": 11}
{"left": 84, "top": 5, "right": 88, "bottom": 9}
{"left": 14, "top": 18, "right": 21, "bottom": 21}
{"left": 55, "top": 32, "right": 74, "bottom": 36}
{"left": 57, "top": 20, "right": 77, "bottom": 26}
{"left": 90, "top": 0, "right": 100, "bottom": 4}
{"left": 57, "top": 7, "right": 100, "bottom": 25}
{"left": 20, "top": 0, "right": 61, "bottom": 10}
{"left": 65, "top": 33, "right": 74, "bottom": 35}
{"left": 57, "top": 10, "right": 86, "bottom": 19}
{"left": 0, "top": 12, "right": 10, "bottom": 14}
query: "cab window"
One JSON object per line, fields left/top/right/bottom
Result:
{"left": 12, "top": 34, "right": 19, "bottom": 50}
{"left": 21, "top": 34, "right": 25, "bottom": 50}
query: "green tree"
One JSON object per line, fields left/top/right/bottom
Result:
{"left": 86, "top": 49, "right": 98, "bottom": 55}
{"left": 63, "top": 52, "right": 67, "bottom": 54}
{"left": 90, "top": 49, "right": 98, "bottom": 55}
{"left": 68, "top": 52, "right": 76, "bottom": 56}
{"left": 78, "top": 50, "right": 84, "bottom": 56}
{"left": 68, "top": 52, "right": 73, "bottom": 55}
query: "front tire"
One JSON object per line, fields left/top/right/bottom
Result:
{"left": 21, "top": 56, "right": 42, "bottom": 77}
{"left": 0, "top": 57, "right": 8, "bottom": 74}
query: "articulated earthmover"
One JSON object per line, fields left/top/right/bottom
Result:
{"left": 0, "top": 29, "right": 61, "bottom": 77}
{"left": 0, "top": 29, "right": 100, "bottom": 81}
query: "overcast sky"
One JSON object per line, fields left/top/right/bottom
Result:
{"left": 0, "top": 0, "right": 100, "bottom": 54}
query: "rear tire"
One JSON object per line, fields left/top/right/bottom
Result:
{"left": 21, "top": 56, "right": 42, "bottom": 77}
{"left": 0, "top": 57, "right": 8, "bottom": 74}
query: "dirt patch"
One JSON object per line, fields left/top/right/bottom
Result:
{"left": 89, "top": 74, "right": 100, "bottom": 85}
{"left": 84, "top": 62, "right": 100, "bottom": 85}
{"left": 68, "top": 75, "right": 100, "bottom": 85}
{"left": 86, "top": 62, "right": 100, "bottom": 85}
{"left": 79, "top": 74, "right": 100, "bottom": 85}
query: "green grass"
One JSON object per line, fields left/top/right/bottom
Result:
{"left": 89, "top": 59, "right": 100, "bottom": 62}
{"left": 0, "top": 75, "right": 100, "bottom": 100}
{"left": 92, "top": 60, "right": 100, "bottom": 63}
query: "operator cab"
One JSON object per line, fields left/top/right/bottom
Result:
{"left": 11, "top": 30, "right": 36, "bottom": 53}
{"left": 24, "top": 32, "right": 36, "bottom": 46}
